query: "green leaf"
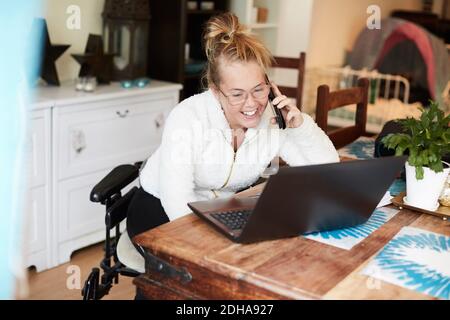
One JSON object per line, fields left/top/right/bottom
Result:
{"left": 394, "top": 147, "right": 403, "bottom": 156}
{"left": 390, "top": 100, "right": 450, "bottom": 177}
{"left": 415, "top": 166, "right": 424, "bottom": 180}
{"left": 429, "top": 161, "right": 444, "bottom": 173}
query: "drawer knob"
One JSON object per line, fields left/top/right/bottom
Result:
{"left": 72, "top": 130, "right": 86, "bottom": 154}
{"left": 155, "top": 113, "right": 165, "bottom": 129}
{"left": 116, "top": 110, "right": 129, "bottom": 118}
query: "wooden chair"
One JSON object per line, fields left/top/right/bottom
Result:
{"left": 315, "top": 77, "right": 369, "bottom": 150}
{"left": 272, "top": 52, "right": 306, "bottom": 109}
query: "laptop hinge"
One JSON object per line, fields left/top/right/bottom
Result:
{"left": 141, "top": 248, "right": 192, "bottom": 283}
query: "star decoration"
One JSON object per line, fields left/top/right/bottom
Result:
{"left": 33, "top": 18, "right": 70, "bottom": 86}
{"left": 71, "top": 34, "right": 114, "bottom": 84}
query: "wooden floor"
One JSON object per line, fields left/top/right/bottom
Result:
{"left": 24, "top": 242, "right": 135, "bottom": 300}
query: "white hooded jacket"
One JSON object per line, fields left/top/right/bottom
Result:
{"left": 140, "top": 90, "right": 339, "bottom": 221}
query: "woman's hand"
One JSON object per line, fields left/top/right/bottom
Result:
{"left": 269, "top": 82, "right": 303, "bottom": 128}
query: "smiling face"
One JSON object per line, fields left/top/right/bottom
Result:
{"left": 212, "top": 57, "right": 269, "bottom": 130}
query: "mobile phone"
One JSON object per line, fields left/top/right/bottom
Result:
{"left": 265, "top": 74, "right": 286, "bottom": 130}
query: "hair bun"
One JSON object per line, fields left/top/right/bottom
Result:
{"left": 204, "top": 13, "right": 246, "bottom": 55}
{"left": 202, "top": 12, "right": 273, "bottom": 88}
{"left": 222, "top": 29, "right": 238, "bottom": 44}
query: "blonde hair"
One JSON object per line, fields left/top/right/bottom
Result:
{"left": 202, "top": 12, "right": 273, "bottom": 88}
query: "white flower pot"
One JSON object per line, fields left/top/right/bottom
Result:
{"left": 405, "top": 161, "right": 450, "bottom": 211}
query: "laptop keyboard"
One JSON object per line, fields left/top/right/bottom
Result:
{"left": 211, "top": 210, "right": 252, "bottom": 231}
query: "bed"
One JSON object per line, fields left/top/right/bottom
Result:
{"left": 303, "top": 66, "right": 424, "bottom": 133}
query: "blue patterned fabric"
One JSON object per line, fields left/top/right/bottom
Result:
{"left": 338, "top": 137, "right": 375, "bottom": 160}
{"left": 338, "top": 137, "right": 406, "bottom": 196}
{"left": 363, "top": 227, "right": 450, "bottom": 299}
{"left": 388, "top": 179, "right": 406, "bottom": 196}
{"left": 304, "top": 207, "right": 399, "bottom": 250}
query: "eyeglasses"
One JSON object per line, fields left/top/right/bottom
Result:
{"left": 218, "top": 84, "right": 270, "bottom": 106}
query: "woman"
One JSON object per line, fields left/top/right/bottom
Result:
{"left": 127, "top": 13, "right": 339, "bottom": 239}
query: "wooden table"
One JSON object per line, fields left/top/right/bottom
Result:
{"left": 132, "top": 180, "right": 450, "bottom": 300}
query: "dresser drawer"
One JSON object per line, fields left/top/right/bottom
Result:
{"left": 56, "top": 170, "right": 107, "bottom": 243}
{"left": 56, "top": 169, "right": 137, "bottom": 243}
{"left": 28, "top": 111, "right": 50, "bottom": 187}
{"left": 23, "top": 186, "right": 48, "bottom": 255}
{"left": 56, "top": 97, "right": 173, "bottom": 180}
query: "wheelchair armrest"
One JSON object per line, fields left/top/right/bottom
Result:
{"left": 90, "top": 164, "right": 140, "bottom": 203}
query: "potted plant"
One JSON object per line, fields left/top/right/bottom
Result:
{"left": 382, "top": 101, "right": 450, "bottom": 211}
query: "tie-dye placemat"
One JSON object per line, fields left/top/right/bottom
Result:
{"left": 388, "top": 178, "right": 406, "bottom": 196}
{"left": 303, "top": 207, "right": 399, "bottom": 250}
{"left": 304, "top": 207, "right": 398, "bottom": 250}
{"left": 361, "top": 226, "right": 450, "bottom": 300}
{"left": 338, "top": 136, "right": 375, "bottom": 160}
{"left": 337, "top": 136, "right": 407, "bottom": 196}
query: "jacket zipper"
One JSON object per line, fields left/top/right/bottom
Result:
{"left": 211, "top": 147, "right": 235, "bottom": 198}
{"left": 220, "top": 149, "right": 236, "bottom": 189}
{"left": 213, "top": 125, "right": 262, "bottom": 196}
{"left": 219, "top": 133, "right": 238, "bottom": 189}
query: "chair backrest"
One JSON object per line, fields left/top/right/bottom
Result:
{"left": 315, "top": 77, "right": 369, "bottom": 149}
{"left": 272, "top": 52, "right": 306, "bottom": 109}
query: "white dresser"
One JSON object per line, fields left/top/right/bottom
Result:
{"left": 25, "top": 80, "right": 182, "bottom": 271}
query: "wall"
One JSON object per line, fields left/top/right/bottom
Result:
{"left": 248, "top": 0, "right": 313, "bottom": 88}
{"left": 42, "top": 0, "right": 442, "bottom": 82}
{"left": 432, "top": 0, "right": 445, "bottom": 16}
{"left": 307, "top": 0, "right": 423, "bottom": 68}
{"left": 41, "top": 0, "right": 105, "bottom": 83}
{"left": 275, "top": 0, "right": 314, "bottom": 56}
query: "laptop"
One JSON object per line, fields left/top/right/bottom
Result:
{"left": 188, "top": 156, "right": 407, "bottom": 244}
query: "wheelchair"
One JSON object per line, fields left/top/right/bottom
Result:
{"left": 81, "top": 161, "right": 269, "bottom": 300}
{"left": 81, "top": 162, "right": 146, "bottom": 300}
